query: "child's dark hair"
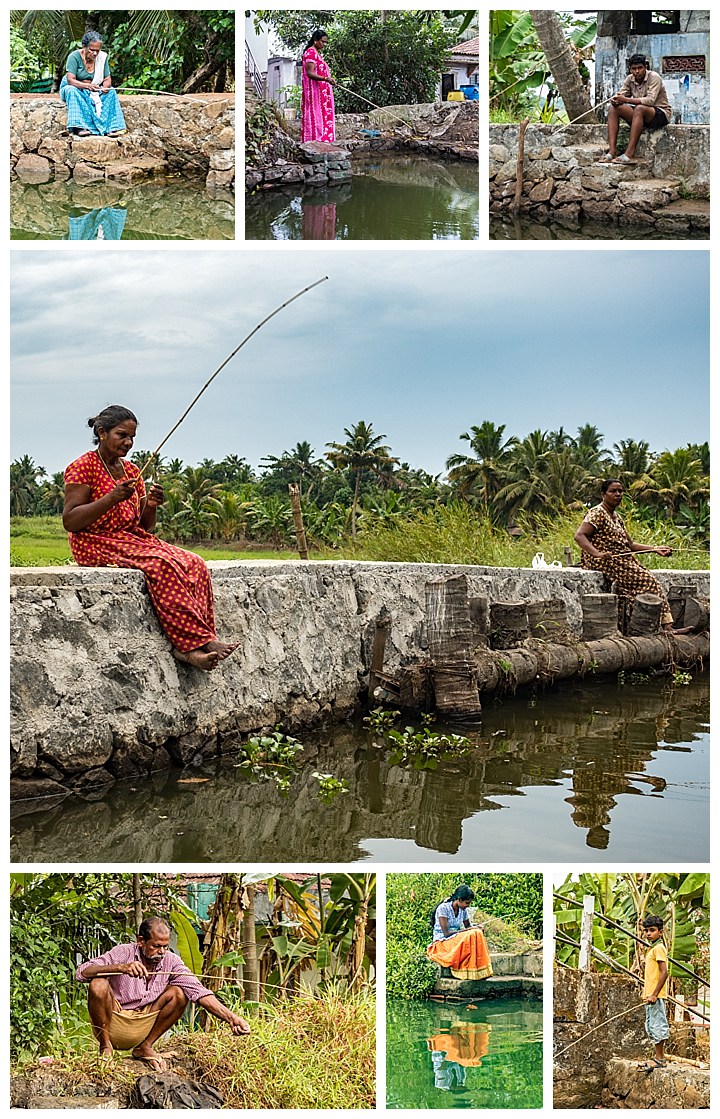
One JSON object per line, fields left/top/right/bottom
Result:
{"left": 642, "top": 914, "right": 664, "bottom": 931}
{"left": 429, "top": 884, "right": 475, "bottom": 932}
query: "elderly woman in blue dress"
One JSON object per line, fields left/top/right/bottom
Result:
{"left": 60, "top": 30, "right": 126, "bottom": 137}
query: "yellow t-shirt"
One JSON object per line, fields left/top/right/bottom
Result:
{"left": 643, "top": 941, "right": 668, "bottom": 999}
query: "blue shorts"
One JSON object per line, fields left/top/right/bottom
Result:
{"left": 645, "top": 999, "right": 670, "bottom": 1043}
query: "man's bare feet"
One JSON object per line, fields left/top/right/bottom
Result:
{"left": 172, "top": 647, "right": 219, "bottom": 671}
{"left": 98, "top": 1046, "right": 113, "bottom": 1063}
{"left": 132, "top": 1045, "right": 167, "bottom": 1071}
{"left": 204, "top": 639, "right": 238, "bottom": 661}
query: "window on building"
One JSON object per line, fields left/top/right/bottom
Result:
{"left": 630, "top": 11, "right": 681, "bottom": 34}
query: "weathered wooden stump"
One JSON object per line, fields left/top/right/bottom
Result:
{"left": 489, "top": 602, "right": 530, "bottom": 648}
{"left": 627, "top": 593, "right": 663, "bottom": 636}
{"left": 526, "top": 598, "right": 568, "bottom": 638}
{"left": 425, "top": 575, "right": 482, "bottom": 719}
{"left": 581, "top": 593, "right": 619, "bottom": 640}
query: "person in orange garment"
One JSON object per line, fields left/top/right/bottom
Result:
{"left": 426, "top": 885, "right": 493, "bottom": 979}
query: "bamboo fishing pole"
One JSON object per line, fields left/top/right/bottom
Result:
{"left": 136, "top": 277, "right": 329, "bottom": 481}
{"left": 334, "top": 83, "right": 417, "bottom": 132}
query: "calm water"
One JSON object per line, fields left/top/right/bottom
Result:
{"left": 11, "top": 179, "right": 234, "bottom": 240}
{"left": 489, "top": 214, "right": 708, "bottom": 241}
{"left": 386, "top": 998, "right": 542, "bottom": 1109}
{"left": 246, "top": 155, "right": 479, "bottom": 240}
{"left": 11, "top": 678, "right": 708, "bottom": 863}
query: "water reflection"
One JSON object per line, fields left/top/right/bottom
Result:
{"left": 387, "top": 999, "right": 541, "bottom": 1109}
{"left": 11, "top": 179, "right": 234, "bottom": 240}
{"left": 489, "top": 214, "right": 708, "bottom": 241}
{"left": 10, "top": 679, "right": 708, "bottom": 862}
{"left": 247, "top": 155, "right": 479, "bottom": 240}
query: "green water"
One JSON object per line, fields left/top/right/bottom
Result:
{"left": 386, "top": 998, "right": 542, "bottom": 1109}
{"left": 490, "top": 213, "right": 708, "bottom": 241}
{"left": 11, "top": 179, "right": 234, "bottom": 240}
{"left": 246, "top": 154, "right": 479, "bottom": 240}
{"left": 11, "top": 678, "right": 708, "bottom": 863}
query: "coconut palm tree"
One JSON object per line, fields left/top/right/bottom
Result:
{"left": 612, "top": 438, "right": 651, "bottom": 482}
{"left": 446, "top": 421, "right": 517, "bottom": 512}
{"left": 10, "top": 455, "right": 46, "bottom": 516}
{"left": 494, "top": 429, "right": 552, "bottom": 521}
{"left": 261, "top": 441, "right": 324, "bottom": 500}
{"left": 326, "top": 421, "right": 398, "bottom": 540}
{"left": 630, "top": 448, "right": 709, "bottom": 518}
{"left": 529, "top": 9, "right": 596, "bottom": 122}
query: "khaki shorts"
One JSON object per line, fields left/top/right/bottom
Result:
{"left": 108, "top": 1000, "right": 160, "bottom": 1050}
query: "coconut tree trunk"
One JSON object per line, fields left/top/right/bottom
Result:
{"left": 529, "top": 10, "right": 596, "bottom": 123}
{"left": 242, "top": 884, "right": 260, "bottom": 1003}
{"left": 351, "top": 470, "right": 361, "bottom": 540}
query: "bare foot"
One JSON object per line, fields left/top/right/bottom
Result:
{"left": 172, "top": 647, "right": 219, "bottom": 671}
{"left": 98, "top": 1046, "right": 113, "bottom": 1063}
{"left": 132, "top": 1045, "right": 167, "bottom": 1071}
{"left": 663, "top": 625, "right": 694, "bottom": 636}
{"left": 204, "top": 639, "right": 238, "bottom": 661}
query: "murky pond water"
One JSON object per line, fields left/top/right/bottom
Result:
{"left": 489, "top": 214, "right": 708, "bottom": 241}
{"left": 246, "top": 155, "right": 479, "bottom": 240}
{"left": 11, "top": 179, "right": 234, "bottom": 240}
{"left": 386, "top": 998, "right": 542, "bottom": 1109}
{"left": 11, "top": 677, "right": 708, "bottom": 863}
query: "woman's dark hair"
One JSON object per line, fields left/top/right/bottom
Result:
{"left": 303, "top": 28, "right": 327, "bottom": 54}
{"left": 628, "top": 53, "right": 648, "bottom": 68}
{"left": 81, "top": 30, "right": 103, "bottom": 48}
{"left": 600, "top": 477, "right": 623, "bottom": 494}
{"left": 138, "top": 917, "right": 171, "bottom": 941}
{"left": 430, "top": 884, "right": 475, "bottom": 931}
{"left": 88, "top": 405, "right": 137, "bottom": 444}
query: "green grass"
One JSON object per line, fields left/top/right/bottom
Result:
{"left": 12, "top": 989, "right": 376, "bottom": 1109}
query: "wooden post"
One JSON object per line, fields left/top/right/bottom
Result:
{"left": 242, "top": 883, "right": 260, "bottom": 1004}
{"left": 578, "top": 894, "right": 594, "bottom": 972}
{"left": 627, "top": 593, "right": 663, "bottom": 636}
{"left": 133, "top": 874, "right": 142, "bottom": 931}
{"left": 581, "top": 593, "right": 619, "bottom": 640}
{"left": 425, "top": 574, "right": 482, "bottom": 720}
{"left": 510, "top": 117, "right": 530, "bottom": 212}
{"left": 368, "top": 608, "right": 391, "bottom": 703}
{"left": 288, "top": 483, "right": 309, "bottom": 560}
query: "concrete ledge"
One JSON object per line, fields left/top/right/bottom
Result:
{"left": 10, "top": 560, "right": 708, "bottom": 790}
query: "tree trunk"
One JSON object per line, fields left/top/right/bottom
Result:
{"left": 132, "top": 874, "right": 143, "bottom": 931}
{"left": 351, "top": 471, "right": 360, "bottom": 540}
{"left": 201, "top": 873, "right": 243, "bottom": 1027}
{"left": 242, "top": 884, "right": 260, "bottom": 1003}
{"left": 529, "top": 10, "right": 596, "bottom": 123}
{"left": 181, "top": 32, "right": 224, "bottom": 94}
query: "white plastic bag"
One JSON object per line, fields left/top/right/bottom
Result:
{"left": 531, "top": 552, "right": 562, "bottom": 569}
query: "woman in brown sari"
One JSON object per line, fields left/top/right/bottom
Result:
{"left": 574, "top": 478, "right": 680, "bottom": 631}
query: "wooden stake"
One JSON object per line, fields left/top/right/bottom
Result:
{"left": 288, "top": 483, "right": 309, "bottom": 560}
{"left": 510, "top": 117, "right": 529, "bottom": 212}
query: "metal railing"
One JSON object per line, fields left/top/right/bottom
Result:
{"left": 245, "top": 41, "right": 266, "bottom": 99}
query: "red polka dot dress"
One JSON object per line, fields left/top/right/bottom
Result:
{"left": 64, "top": 451, "right": 217, "bottom": 653}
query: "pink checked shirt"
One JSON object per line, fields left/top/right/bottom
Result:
{"left": 76, "top": 943, "right": 214, "bottom": 1010}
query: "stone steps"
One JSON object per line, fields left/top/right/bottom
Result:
{"left": 434, "top": 975, "right": 543, "bottom": 999}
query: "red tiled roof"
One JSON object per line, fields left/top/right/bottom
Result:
{"left": 450, "top": 37, "right": 479, "bottom": 57}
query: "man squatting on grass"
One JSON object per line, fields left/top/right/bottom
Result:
{"left": 77, "top": 917, "right": 250, "bottom": 1069}
{"left": 641, "top": 914, "right": 670, "bottom": 1070}
{"left": 602, "top": 53, "right": 672, "bottom": 163}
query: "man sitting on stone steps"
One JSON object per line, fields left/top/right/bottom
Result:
{"left": 77, "top": 916, "right": 250, "bottom": 1070}
{"left": 601, "top": 54, "right": 672, "bottom": 164}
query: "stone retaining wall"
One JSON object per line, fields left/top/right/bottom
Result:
{"left": 490, "top": 123, "right": 709, "bottom": 234}
{"left": 11, "top": 561, "right": 708, "bottom": 795}
{"left": 10, "top": 94, "right": 234, "bottom": 190}
{"left": 433, "top": 950, "right": 543, "bottom": 999}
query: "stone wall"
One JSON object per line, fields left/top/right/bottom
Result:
{"left": 602, "top": 1056, "right": 710, "bottom": 1108}
{"left": 490, "top": 123, "right": 709, "bottom": 234}
{"left": 433, "top": 950, "right": 543, "bottom": 999}
{"left": 10, "top": 94, "right": 234, "bottom": 190}
{"left": 11, "top": 561, "right": 708, "bottom": 796}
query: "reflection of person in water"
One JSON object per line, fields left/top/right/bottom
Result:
{"left": 65, "top": 206, "right": 128, "bottom": 240}
{"left": 427, "top": 1018, "right": 490, "bottom": 1090}
{"left": 426, "top": 885, "right": 493, "bottom": 979}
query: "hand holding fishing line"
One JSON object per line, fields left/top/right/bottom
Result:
{"left": 123, "top": 277, "right": 329, "bottom": 486}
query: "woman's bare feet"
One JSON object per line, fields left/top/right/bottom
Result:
{"left": 662, "top": 624, "right": 694, "bottom": 636}
{"left": 172, "top": 647, "right": 219, "bottom": 671}
{"left": 204, "top": 639, "right": 238, "bottom": 661}
{"left": 132, "top": 1045, "right": 167, "bottom": 1071}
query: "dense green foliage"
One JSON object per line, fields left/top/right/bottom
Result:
{"left": 10, "top": 10, "right": 234, "bottom": 92}
{"left": 386, "top": 873, "right": 542, "bottom": 999}
{"left": 490, "top": 9, "right": 596, "bottom": 122}
{"left": 10, "top": 420, "right": 710, "bottom": 565}
{"left": 554, "top": 873, "right": 710, "bottom": 995}
{"left": 254, "top": 9, "right": 455, "bottom": 110}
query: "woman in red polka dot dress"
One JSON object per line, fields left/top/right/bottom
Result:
{"left": 63, "top": 405, "right": 236, "bottom": 671}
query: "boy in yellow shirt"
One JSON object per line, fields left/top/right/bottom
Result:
{"left": 641, "top": 914, "right": 669, "bottom": 1069}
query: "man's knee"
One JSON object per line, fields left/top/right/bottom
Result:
{"left": 88, "top": 977, "right": 111, "bottom": 999}
{"left": 166, "top": 985, "right": 189, "bottom": 1009}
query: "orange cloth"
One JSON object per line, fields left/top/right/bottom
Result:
{"left": 427, "top": 1023, "right": 490, "bottom": 1066}
{"left": 427, "top": 928, "right": 493, "bottom": 979}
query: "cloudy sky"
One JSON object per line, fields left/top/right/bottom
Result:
{"left": 11, "top": 247, "right": 708, "bottom": 477}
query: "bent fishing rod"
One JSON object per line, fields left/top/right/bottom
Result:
{"left": 136, "top": 277, "right": 329, "bottom": 481}
{"left": 334, "top": 83, "right": 417, "bottom": 132}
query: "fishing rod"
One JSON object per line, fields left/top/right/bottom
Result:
{"left": 334, "top": 83, "right": 417, "bottom": 132}
{"left": 136, "top": 277, "right": 329, "bottom": 481}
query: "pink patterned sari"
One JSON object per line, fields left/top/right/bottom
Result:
{"left": 301, "top": 47, "right": 335, "bottom": 142}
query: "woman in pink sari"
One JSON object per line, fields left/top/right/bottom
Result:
{"left": 301, "top": 29, "right": 336, "bottom": 143}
